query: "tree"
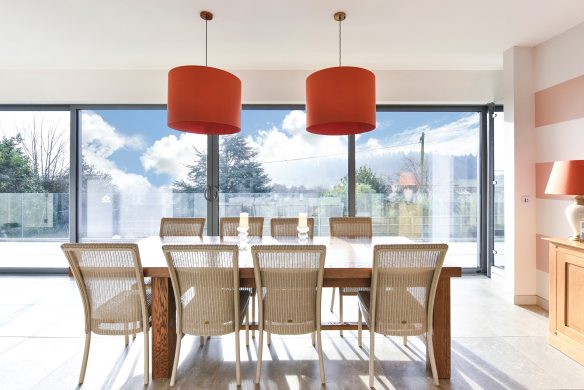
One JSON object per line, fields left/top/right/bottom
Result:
{"left": 321, "top": 165, "right": 388, "bottom": 197}
{"left": 356, "top": 166, "right": 387, "bottom": 193}
{"left": 0, "top": 135, "right": 42, "bottom": 193}
{"left": 17, "top": 116, "right": 69, "bottom": 193}
{"left": 174, "top": 135, "right": 271, "bottom": 193}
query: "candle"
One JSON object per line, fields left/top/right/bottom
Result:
{"left": 239, "top": 212, "right": 249, "bottom": 228}
{"left": 298, "top": 212, "right": 308, "bottom": 229}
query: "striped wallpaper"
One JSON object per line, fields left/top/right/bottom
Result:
{"left": 534, "top": 73, "right": 584, "bottom": 302}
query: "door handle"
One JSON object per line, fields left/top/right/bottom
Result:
{"left": 204, "top": 185, "right": 219, "bottom": 201}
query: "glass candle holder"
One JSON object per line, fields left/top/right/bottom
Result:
{"left": 237, "top": 226, "right": 249, "bottom": 249}
{"left": 297, "top": 226, "right": 309, "bottom": 242}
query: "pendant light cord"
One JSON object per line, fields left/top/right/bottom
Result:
{"left": 205, "top": 18, "right": 208, "bottom": 66}
{"left": 338, "top": 18, "right": 342, "bottom": 66}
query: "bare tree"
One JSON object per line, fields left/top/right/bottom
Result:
{"left": 17, "top": 116, "right": 69, "bottom": 193}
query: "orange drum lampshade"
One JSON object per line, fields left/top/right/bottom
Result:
{"left": 167, "top": 65, "right": 241, "bottom": 134}
{"left": 545, "top": 160, "right": 584, "bottom": 195}
{"left": 306, "top": 66, "right": 376, "bottom": 135}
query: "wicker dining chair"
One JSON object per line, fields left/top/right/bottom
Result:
{"left": 270, "top": 217, "right": 315, "bottom": 240}
{"left": 357, "top": 244, "right": 448, "bottom": 387}
{"left": 163, "top": 244, "right": 250, "bottom": 386}
{"left": 61, "top": 243, "right": 151, "bottom": 385}
{"left": 159, "top": 217, "right": 206, "bottom": 237}
{"left": 329, "top": 216, "right": 373, "bottom": 336}
{"left": 219, "top": 216, "right": 264, "bottom": 238}
{"left": 252, "top": 245, "right": 326, "bottom": 385}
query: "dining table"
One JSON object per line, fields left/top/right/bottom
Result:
{"left": 137, "top": 235, "right": 462, "bottom": 380}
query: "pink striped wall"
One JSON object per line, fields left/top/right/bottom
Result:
{"left": 535, "top": 74, "right": 584, "bottom": 278}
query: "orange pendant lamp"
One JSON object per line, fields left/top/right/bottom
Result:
{"left": 306, "top": 12, "right": 376, "bottom": 136}
{"left": 168, "top": 11, "right": 241, "bottom": 135}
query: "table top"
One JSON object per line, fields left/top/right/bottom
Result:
{"left": 138, "top": 236, "right": 461, "bottom": 280}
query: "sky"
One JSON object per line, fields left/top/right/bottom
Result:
{"left": 0, "top": 108, "right": 486, "bottom": 193}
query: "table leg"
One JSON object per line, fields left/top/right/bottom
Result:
{"left": 433, "top": 277, "right": 451, "bottom": 379}
{"left": 152, "top": 277, "right": 176, "bottom": 379}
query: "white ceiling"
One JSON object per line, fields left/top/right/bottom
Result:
{"left": 1, "top": 0, "right": 584, "bottom": 71}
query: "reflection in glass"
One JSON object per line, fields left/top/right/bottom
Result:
{"left": 355, "top": 111, "right": 481, "bottom": 268}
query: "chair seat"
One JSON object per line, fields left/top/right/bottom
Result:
{"left": 357, "top": 290, "right": 426, "bottom": 336}
{"left": 92, "top": 289, "right": 152, "bottom": 335}
{"left": 181, "top": 290, "right": 250, "bottom": 336}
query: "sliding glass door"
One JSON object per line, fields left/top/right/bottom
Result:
{"left": 355, "top": 110, "right": 482, "bottom": 268}
{"left": 2, "top": 105, "right": 490, "bottom": 273}
{"left": 78, "top": 108, "right": 207, "bottom": 241}
{"left": 0, "top": 109, "right": 70, "bottom": 269}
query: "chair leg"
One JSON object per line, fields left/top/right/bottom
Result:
{"left": 311, "top": 332, "right": 315, "bottom": 346}
{"left": 369, "top": 331, "right": 375, "bottom": 388}
{"left": 317, "top": 329, "right": 326, "bottom": 384}
{"left": 143, "top": 328, "right": 150, "bottom": 385}
{"left": 170, "top": 333, "right": 182, "bottom": 387}
{"left": 132, "top": 321, "right": 136, "bottom": 340}
{"left": 427, "top": 332, "right": 439, "bottom": 386}
{"left": 255, "top": 330, "right": 264, "bottom": 384}
{"left": 252, "top": 294, "right": 256, "bottom": 339}
{"left": 235, "top": 329, "right": 242, "bottom": 386}
{"left": 358, "top": 308, "right": 362, "bottom": 348}
{"left": 403, "top": 335, "right": 408, "bottom": 346}
{"left": 339, "top": 290, "right": 344, "bottom": 337}
{"left": 245, "top": 307, "right": 250, "bottom": 347}
{"left": 79, "top": 332, "right": 91, "bottom": 384}
{"left": 267, "top": 331, "right": 271, "bottom": 345}
{"left": 330, "top": 287, "right": 336, "bottom": 312}
{"left": 200, "top": 336, "right": 205, "bottom": 347}
{"left": 124, "top": 322, "right": 129, "bottom": 346}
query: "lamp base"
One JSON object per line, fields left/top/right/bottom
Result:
{"left": 565, "top": 196, "right": 584, "bottom": 241}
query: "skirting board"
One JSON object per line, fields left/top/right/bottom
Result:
{"left": 537, "top": 296, "right": 549, "bottom": 311}
{"left": 514, "top": 295, "right": 538, "bottom": 305}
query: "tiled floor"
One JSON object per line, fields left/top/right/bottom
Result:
{"left": 1, "top": 275, "right": 584, "bottom": 389}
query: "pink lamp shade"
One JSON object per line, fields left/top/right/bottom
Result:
{"left": 545, "top": 160, "right": 584, "bottom": 195}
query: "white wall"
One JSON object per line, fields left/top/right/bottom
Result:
{"left": 0, "top": 69, "right": 502, "bottom": 105}
{"left": 503, "top": 47, "right": 537, "bottom": 304}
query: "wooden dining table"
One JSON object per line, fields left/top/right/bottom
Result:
{"left": 137, "top": 235, "right": 461, "bottom": 380}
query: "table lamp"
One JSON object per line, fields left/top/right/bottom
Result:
{"left": 545, "top": 160, "right": 584, "bottom": 241}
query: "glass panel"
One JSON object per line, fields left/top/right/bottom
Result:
{"left": 0, "top": 110, "right": 70, "bottom": 268}
{"left": 79, "top": 109, "right": 207, "bottom": 241}
{"left": 493, "top": 112, "right": 505, "bottom": 267}
{"left": 355, "top": 111, "right": 481, "bottom": 268}
{"left": 217, "top": 109, "right": 348, "bottom": 236}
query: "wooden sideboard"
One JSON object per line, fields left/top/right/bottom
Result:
{"left": 546, "top": 237, "right": 584, "bottom": 366}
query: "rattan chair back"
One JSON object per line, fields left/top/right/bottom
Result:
{"left": 329, "top": 217, "right": 372, "bottom": 238}
{"left": 251, "top": 245, "right": 325, "bottom": 335}
{"left": 160, "top": 217, "right": 205, "bottom": 237}
{"left": 369, "top": 244, "right": 448, "bottom": 336}
{"left": 270, "top": 217, "right": 315, "bottom": 239}
{"left": 163, "top": 244, "right": 241, "bottom": 336}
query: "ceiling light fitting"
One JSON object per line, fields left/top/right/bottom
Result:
{"left": 167, "top": 10, "right": 241, "bottom": 135}
{"left": 306, "top": 11, "right": 376, "bottom": 136}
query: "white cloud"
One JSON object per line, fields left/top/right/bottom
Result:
{"left": 141, "top": 132, "right": 207, "bottom": 180}
{"left": 358, "top": 113, "right": 480, "bottom": 157}
{"left": 81, "top": 111, "right": 152, "bottom": 191}
{"left": 82, "top": 111, "right": 144, "bottom": 159}
{"left": 246, "top": 110, "right": 348, "bottom": 188}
